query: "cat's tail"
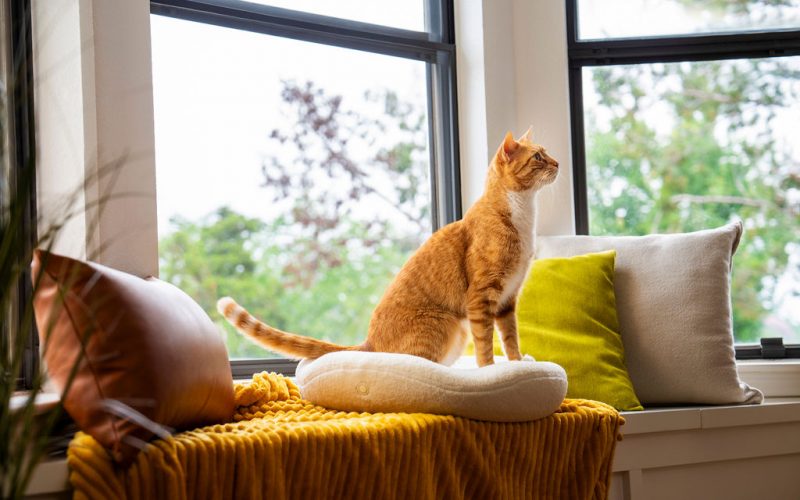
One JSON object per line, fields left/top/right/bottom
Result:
{"left": 216, "top": 297, "right": 363, "bottom": 359}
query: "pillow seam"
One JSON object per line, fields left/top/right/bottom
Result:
{"left": 43, "top": 265, "right": 123, "bottom": 449}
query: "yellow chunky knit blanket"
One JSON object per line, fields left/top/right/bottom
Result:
{"left": 68, "top": 372, "right": 623, "bottom": 499}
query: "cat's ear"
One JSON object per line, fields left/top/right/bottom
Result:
{"left": 499, "top": 131, "right": 518, "bottom": 162}
{"left": 518, "top": 126, "right": 533, "bottom": 143}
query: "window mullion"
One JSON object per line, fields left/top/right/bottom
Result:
{"left": 425, "top": 54, "right": 461, "bottom": 229}
{"left": 567, "top": 66, "right": 589, "bottom": 235}
{"left": 424, "top": 0, "right": 460, "bottom": 228}
{"left": 569, "top": 31, "right": 800, "bottom": 66}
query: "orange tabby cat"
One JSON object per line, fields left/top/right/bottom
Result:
{"left": 218, "top": 129, "right": 558, "bottom": 367}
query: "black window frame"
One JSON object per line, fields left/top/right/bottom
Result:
{"left": 565, "top": 0, "right": 800, "bottom": 360}
{"left": 3, "top": 0, "right": 38, "bottom": 390}
{"left": 150, "top": 0, "right": 461, "bottom": 377}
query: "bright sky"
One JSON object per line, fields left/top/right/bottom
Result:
{"left": 150, "top": 4, "right": 426, "bottom": 236}
{"left": 243, "top": 0, "right": 425, "bottom": 31}
{"left": 577, "top": 0, "right": 800, "bottom": 39}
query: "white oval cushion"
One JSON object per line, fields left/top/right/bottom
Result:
{"left": 295, "top": 352, "right": 568, "bottom": 422}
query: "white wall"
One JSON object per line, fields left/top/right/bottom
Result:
{"left": 33, "top": 0, "right": 158, "bottom": 276}
{"left": 455, "top": 0, "right": 575, "bottom": 235}
{"left": 33, "top": 0, "right": 88, "bottom": 260}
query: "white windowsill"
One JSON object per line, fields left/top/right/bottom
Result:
{"left": 736, "top": 358, "right": 800, "bottom": 398}
{"left": 9, "top": 392, "right": 60, "bottom": 414}
{"left": 620, "top": 397, "right": 800, "bottom": 436}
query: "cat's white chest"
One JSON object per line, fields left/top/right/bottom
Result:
{"left": 500, "top": 190, "right": 536, "bottom": 306}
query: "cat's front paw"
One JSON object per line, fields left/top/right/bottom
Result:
{"left": 521, "top": 354, "right": 536, "bottom": 362}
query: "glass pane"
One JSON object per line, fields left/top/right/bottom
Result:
{"left": 151, "top": 15, "right": 432, "bottom": 358}
{"left": 578, "top": 0, "right": 800, "bottom": 40}
{"left": 582, "top": 57, "right": 800, "bottom": 344}
{"left": 245, "top": 0, "right": 426, "bottom": 32}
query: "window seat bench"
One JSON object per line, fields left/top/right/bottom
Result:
{"left": 23, "top": 359, "right": 800, "bottom": 499}
{"left": 611, "top": 397, "right": 800, "bottom": 500}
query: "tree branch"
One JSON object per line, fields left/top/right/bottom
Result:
{"left": 670, "top": 193, "right": 769, "bottom": 208}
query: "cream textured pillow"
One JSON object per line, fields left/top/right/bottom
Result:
{"left": 538, "top": 222, "right": 762, "bottom": 405}
{"left": 296, "top": 352, "right": 567, "bottom": 422}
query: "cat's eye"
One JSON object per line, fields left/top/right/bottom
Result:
{"left": 534, "top": 153, "right": 543, "bottom": 161}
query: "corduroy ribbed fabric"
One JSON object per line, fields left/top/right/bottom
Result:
{"left": 67, "top": 372, "right": 623, "bottom": 500}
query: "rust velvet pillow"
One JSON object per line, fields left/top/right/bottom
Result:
{"left": 32, "top": 249, "right": 234, "bottom": 464}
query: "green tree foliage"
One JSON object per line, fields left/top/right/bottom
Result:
{"left": 677, "top": 0, "right": 798, "bottom": 16}
{"left": 585, "top": 57, "right": 800, "bottom": 341}
{"left": 159, "top": 207, "right": 411, "bottom": 358}
{"left": 262, "top": 80, "right": 430, "bottom": 287}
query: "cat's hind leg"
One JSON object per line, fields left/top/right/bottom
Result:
{"left": 495, "top": 302, "right": 523, "bottom": 361}
{"left": 368, "top": 310, "right": 466, "bottom": 365}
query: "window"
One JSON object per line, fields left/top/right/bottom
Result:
{"left": 150, "top": 0, "right": 459, "bottom": 375}
{"left": 567, "top": 0, "right": 800, "bottom": 355}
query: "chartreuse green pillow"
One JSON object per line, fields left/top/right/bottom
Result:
{"left": 517, "top": 250, "right": 643, "bottom": 411}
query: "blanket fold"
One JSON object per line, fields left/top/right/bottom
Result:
{"left": 68, "top": 372, "right": 623, "bottom": 500}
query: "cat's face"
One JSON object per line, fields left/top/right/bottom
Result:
{"left": 494, "top": 130, "right": 559, "bottom": 191}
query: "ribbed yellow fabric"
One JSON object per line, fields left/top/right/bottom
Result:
{"left": 68, "top": 372, "right": 623, "bottom": 500}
